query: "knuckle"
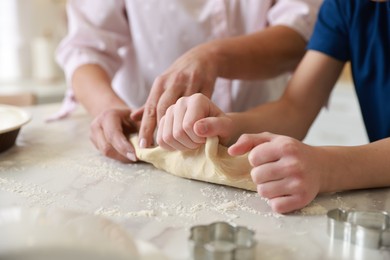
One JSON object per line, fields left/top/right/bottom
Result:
{"left": 250, "top": 168, "right": 260, "bottom": 183}
{"left": 156, "top": 135, "right": 164, "bottom": 147}
{"left": 182, "top": 121, "right": 194, "bottom": 133}
{"left": 172, "top": 128, "right": 186, "bottom": 140}
{"left": 283, "top": 159, "right": 303, "bottom": 179}
{"left": 278, "top": 138, "right": 298, "bottom": 156}
{"left": 157, "top": 135, "right": 174, "bottom": 151}
{"left": 155, "top": 98, "right": 172, "bottom": 113}
{"left": 256, "top": 184, "right": 268, "bottom": 198}
{"left": 176, "top": 96, "right": 188, "bottom": 106}
{"left": 248, "top": 152, "right": 257, "bottom": 166}
{"left": 153, "top": 75, "right": 166, "bottom": 88}
{"left": 144, "top": 105, "right": 157, "bottom": 118}
{"left": 158, "top": 106, "right": 171, "bottom": 121}
{"left": 164, "top": 105, "right": 174, "bottom": 115}
{"left": 187, "top": 93, "right": 205, "bottom": 107}
{"left": 187, "top": 78, "right": 201, "bottom": 93}
{"left": 174, "top": 71, "right": 186, "bottom": 82}
{"left": 240, "top": 134, "right": 253, "bottom": 143}
{"left": 105, "top": 132, "right": 115, "bottom": 143}
{"left": 100, "top": 109, "right": 114, "bottom": 118}
{"left": 91, "top": 114, "right": 105, "bottom": 127}
{"left": 100, "top": 144, "right": 114, "bottom": 157}
{"left": 162, "top": 133, "right": 175, "bottom": 144}
{"left": 191, "top": 93, "right": 205, "bottom": 102}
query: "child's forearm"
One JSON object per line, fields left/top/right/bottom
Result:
{"left": 318, "top": 139, "right": 390, "bottom": 193}
{"left": 226, "top": 99, "right": 314, "bottom": 145}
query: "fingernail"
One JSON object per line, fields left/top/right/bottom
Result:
{"left": 139, "top": 138, "right": 147, "bottom": 148}
{"left": 127, "top": 152, "right": 137, "bottom": 162}
{"left": 197, "top": 122, "right": 208, "bottom": 135}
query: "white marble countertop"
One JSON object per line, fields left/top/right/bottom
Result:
{"left": 0, "top": 95, "right": 389, "bottom": 260}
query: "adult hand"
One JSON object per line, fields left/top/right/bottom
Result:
{"left": 156, "top": 93, "right": 233, "bottom": 151}
{"left": 228, "top": 133, "right": 322, "bottom": 214}
{"left": 132, "top": 44, "right": 219, "bottom": 148}
{"left": 90, "top": 108, "right": 139, "bottom": 163}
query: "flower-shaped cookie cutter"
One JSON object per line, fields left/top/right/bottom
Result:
{"left": 189, "top": 221, "right": 256, "bottom": 260}
{"left": 327, "top": 208, "right": 390, "bottom": 249}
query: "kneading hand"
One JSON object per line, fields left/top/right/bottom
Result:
{"left": 228, "top": 132, "right": 323, "bottom": 214}
{"left": 90, "top": 108, "right": 139, "bottom": 163}
{"left": 156, "top": 94, "right": 233, "bottom": 151}
{"left": 132, "top": 44, "right": 219, "bottom": 148}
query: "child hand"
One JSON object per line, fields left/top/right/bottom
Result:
{"left": 156, "top": 93, "right": 233, "bottom": 151}
{"left": 228, "top": 132, "right": 322, "bottom": 213}
{"left": 132, "top": 43, "right": 218, "bottom": 148}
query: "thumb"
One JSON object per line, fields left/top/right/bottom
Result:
{"left": 193, "top": 117, "right": 232, "bottom": 145}
{"left": 228, "top": 132, "right": 274, "bottom": 156}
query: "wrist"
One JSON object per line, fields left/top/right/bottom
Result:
{"left": 317, "top": 146, "right": 352, "bottom": 193}
{"left": 200, "top": 40, "right": 228, "bottom": 78}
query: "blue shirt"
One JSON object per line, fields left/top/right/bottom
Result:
{"left": 307, "top": 0, "right": 390, "bottom": 142}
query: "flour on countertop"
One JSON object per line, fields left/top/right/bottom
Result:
{"left": 0, "top": 177, "right": 54, "bottom": 206}
{"left": 331, "top": 196, "right": 349, "bottom": 210}
{"left": 91, "top": 184, "right": 285, "bottom": 225}
{"left": 1, "top": 152, "right": 341, "bottom": 225}
{"left": 75, "top": 158, "right": 137, "bottom": 183}
{"left": 95, "top": 207, "right": 156, "bottom": 218}
{"left": 299, "top": 203, "right": 327, "bottom": 216}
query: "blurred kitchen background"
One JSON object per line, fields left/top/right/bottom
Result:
{"left": 0, "top": 0, "right": 67, "bottom": 105}
{"left": 0, "top": 0, "right": 369, "bottom": 145}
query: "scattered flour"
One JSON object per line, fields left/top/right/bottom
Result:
{"left": 0, "top": 177, "right": 54, "bottom": 206}
{"left": 1, "top": 152, "right": 321, "bottom": 224}
{"left": 331, "top": 196, "right": 349, "bottom": 209}
{"left": 300, "top": 203, "right": 328, "bottom": 216}
{"left": 95, "top": 207, "right": 156, "bottom": 218}
{"left": 216, "top": 201, "right": 238, "bottom": 211}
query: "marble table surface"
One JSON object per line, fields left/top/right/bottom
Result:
{"left": 1, "top": 91, "right": 390, "bottom": 259}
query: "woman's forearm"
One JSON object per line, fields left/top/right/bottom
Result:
{"left": 205, "top": 25, "right": 307, "bottom": 80}
{"left": 72, "top": 64, "right": 128, "bottom": 117}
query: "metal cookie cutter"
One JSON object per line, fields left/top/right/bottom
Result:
{"left": 327, "top": 208, "right": 390, "bottom": 249}
{"left": 189, "top": 221, "right": 256, "bottom": 260}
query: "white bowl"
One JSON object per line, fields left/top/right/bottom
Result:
{"left": 0, "top": 104, "right": 31, "bottom": 153}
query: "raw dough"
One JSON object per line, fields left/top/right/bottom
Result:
{"left": 130, "top": 136, "right": 256, "bottom": 191}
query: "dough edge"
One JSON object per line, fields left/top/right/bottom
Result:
{"left": 130, "top": 135, "right": 256, "bottom": 191}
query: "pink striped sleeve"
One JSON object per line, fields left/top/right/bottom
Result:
{"left": 55, "top": 0, "right": 131, "bottom": 83}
